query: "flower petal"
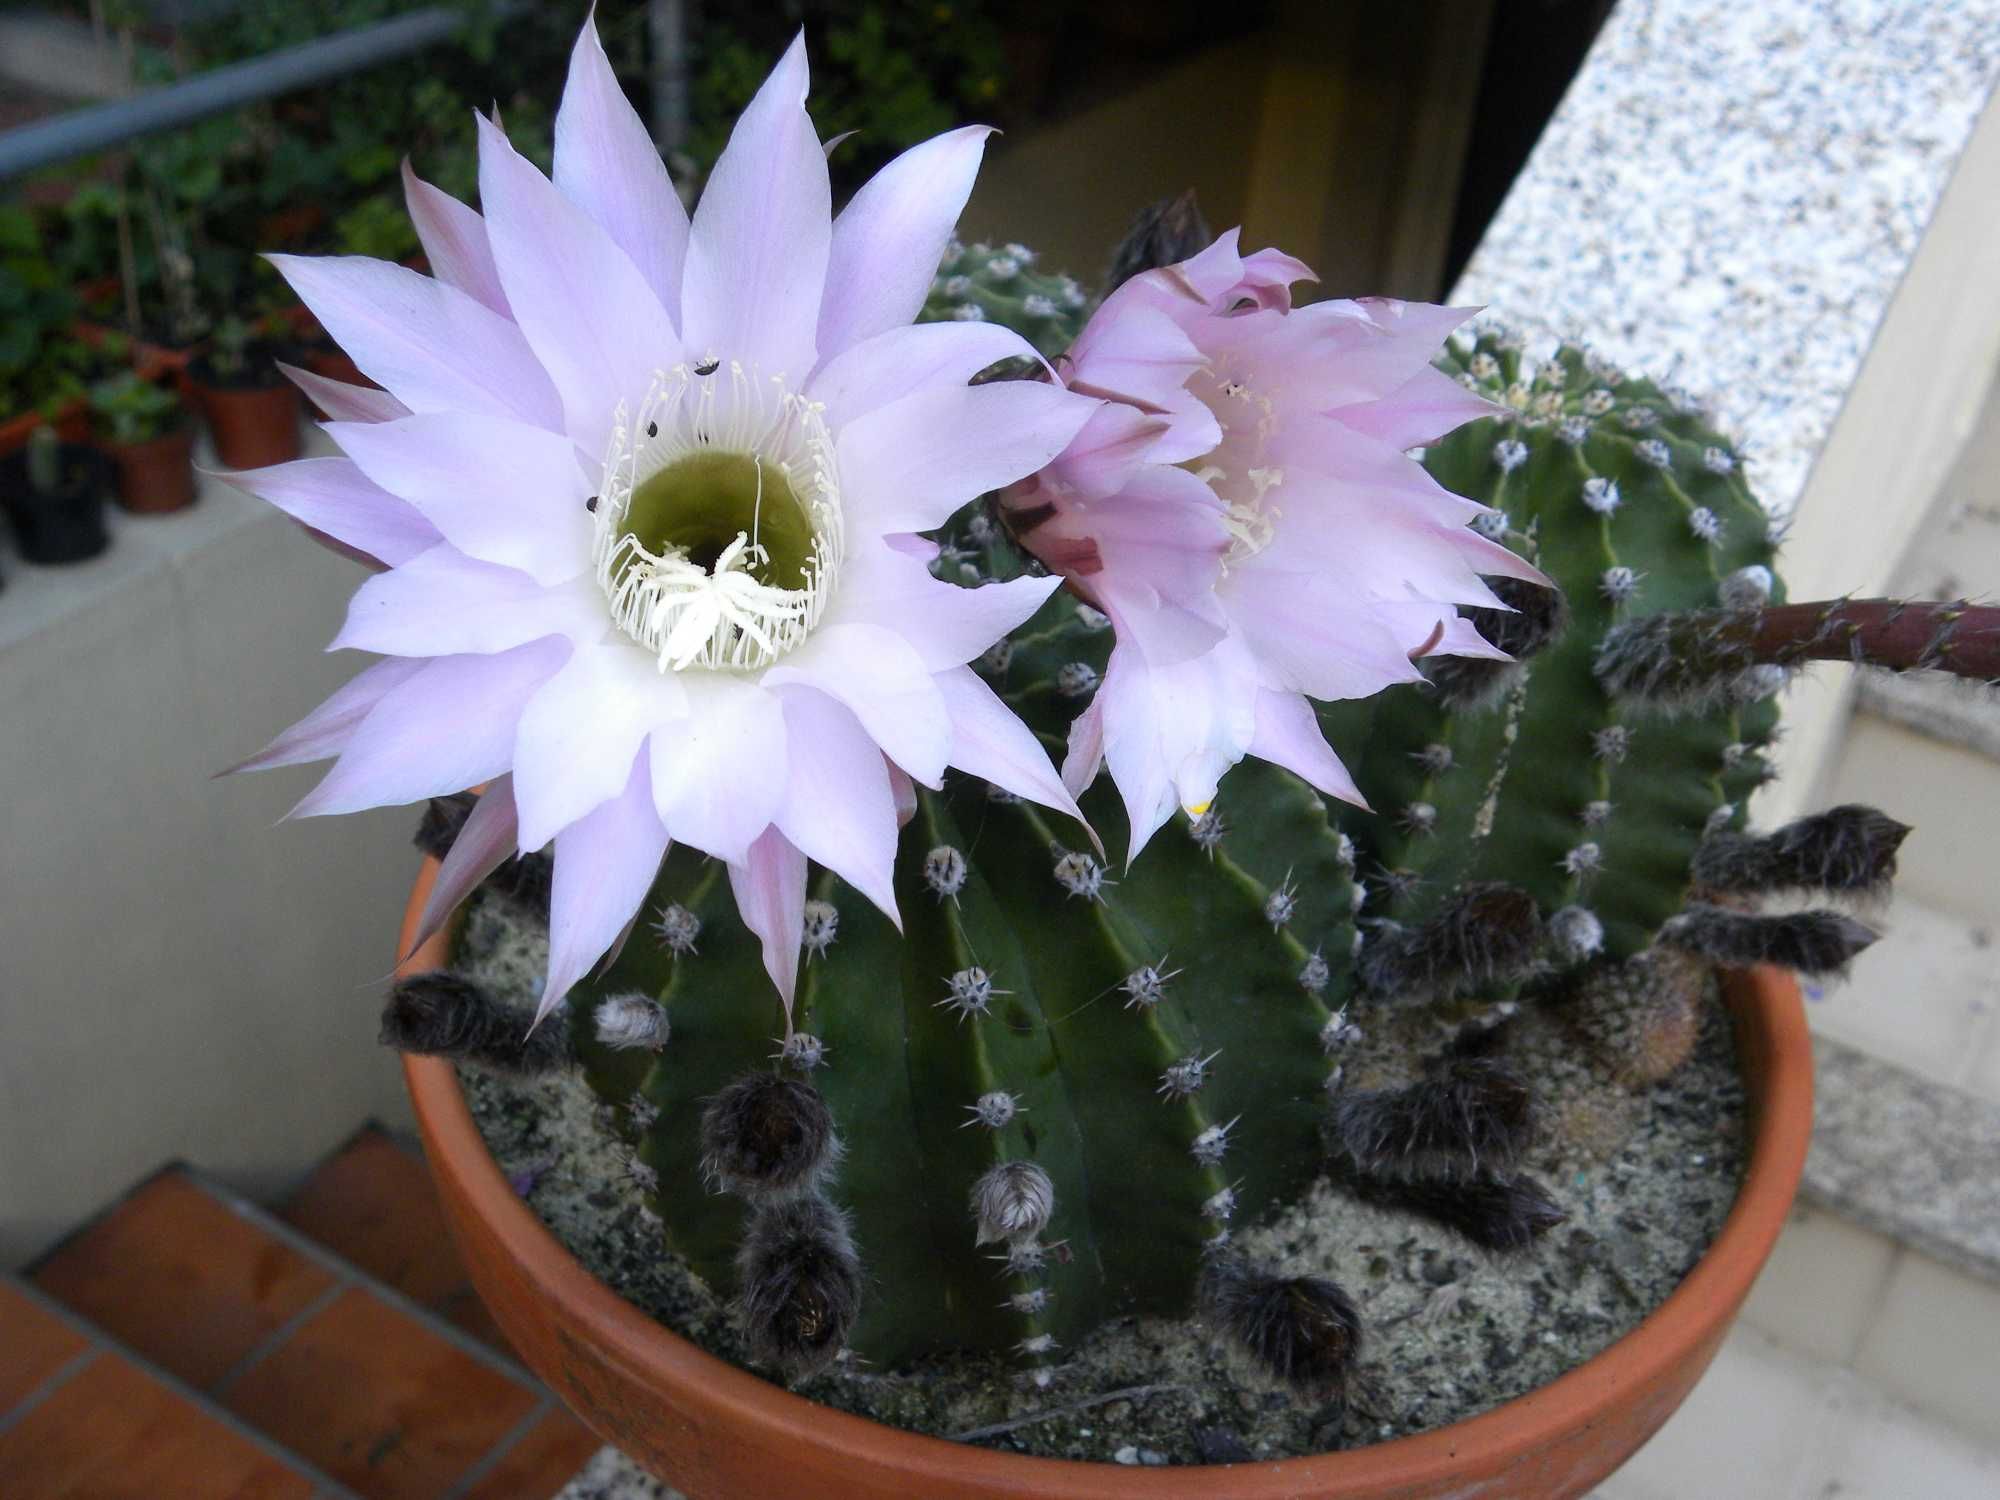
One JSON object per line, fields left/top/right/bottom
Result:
{"left": 292, "top": 640, "right": 569, "bottom": 818}
{"left": 331, "top": 545, "right": 604, "bottom": 658}
{"left": 1331, "top": 364, "right": 1502, "bottom": 451}
{"left": 679, "top": 33, "right": 829, "bottom": 380}
{"left": 477, "top": 113, "right": 682, "bottom": 461}
{"left": 763, "top": 622, "right": 949, "bottom": 786}
{"left": 410, "top": 775, "right": 521, "bottom": 955}
{"left": 649, "top": 676, "right": 785, "bottom": 863}
{"left": 554, "top": 14, "right": 689, "bottom": 327}
{"left": 839, "top": 379, "right": 1098, "bottom": 535}
{"left": 401, "top": 159, "right": 509, "bottom": 315}
{"left": 772, "top": 687, "right": 900, "bottom": 925}
{"left": 225, "top": 455, "right": 440, "bottom": 569}
{"left": 267, "top": 253, "right": 560, "bottom": 429}
{"left": 935, "top": 665, "right": 1089, "bottom": 831}
{"left": 222, "top": 657, "right": 425, "bottom": 775}
{"left": 278, "top": 361, "right": 409, "bottom": 424}
{"left": 806, "top": 319, "right": 1038, "bottom": 431}
{"left": 727, "top": 825, "right": 808, "bottom": 1009}
{"left": 541, "top": 750, "right": 670, "bottom": 1023}
{"left": 513, "top": 639, "right": 685, "bottom": 852}
{"left": 817, "top": 125, "right": 991, "bottom": 359}
{"left": 327, "top": 413, "right": 592, "bottom": 585}
{"left": 825, "top": 536, "right": 1060, "bottom": 672}
{"left": 1246, "top": 689, "right": 1366, "bottom": 808}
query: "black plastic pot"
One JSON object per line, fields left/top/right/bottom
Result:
{"left": 1, "top": 443, "right": 113, "bottom": 565}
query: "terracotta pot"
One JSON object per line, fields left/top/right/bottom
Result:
{"left": 399, "top": 864, "right": 1811, "bottom": 1500}
{"left": 195, "top": 375, "right": 301, "bottom": 469}
{"left": 102, "top": 425, "right": 197, "bottom": 515}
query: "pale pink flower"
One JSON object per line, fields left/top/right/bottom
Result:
{"left": 231, "top": 20, "right": 1097, "bottom": 1018}
{"left": 1005, "top": 230, "right": 1542, "bottom": 860}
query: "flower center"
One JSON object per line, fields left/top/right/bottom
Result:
{"left": 1185, "top": 363, "right": 1283, "bottom": 566}
{"left": 594, "top": 362, "right": 842, "bottom": 671}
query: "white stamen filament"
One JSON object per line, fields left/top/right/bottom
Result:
{"left": 594, "top": 361, "right": 843, "bottom": 671}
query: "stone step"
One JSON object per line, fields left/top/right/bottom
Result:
{"left": 0, "top": 1272, "right": 346, "bottom": 1499}
{"left": 19, "top": 1159, "right": 595, "bottom": 1499}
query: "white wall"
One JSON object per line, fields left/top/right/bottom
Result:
{"left": 1, "top": 443, "right": 415, "bottom": 1265}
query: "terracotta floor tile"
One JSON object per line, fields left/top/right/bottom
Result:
{"left": 281, "top": 1125, "right": 510, "bottom": 1352}
{"left": 30, "top": 1171, "right": 336, "bottom": 1390}
{"left": 460, "top": 1407, "right": 604, "bottom": 1500}
{"left": 222, "top": 1286, "right": 538, "bottom": 1500}
{"left": 0, "top": 1351, "right": 315, "bottom": 1500}
{"left": 0, "top": 1280, "right": 90, "bottom": 1415}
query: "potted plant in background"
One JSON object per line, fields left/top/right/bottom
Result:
{"left": 1, "top": 418, "right": 113, "bottom": 567}
{"left": 191, "top": 312, "right": 301, "bottom": 468}
{"left": 89, "top": 365, "right": 195, "bottom": 515}
{"left": 222, "top": 15, "right": 1997, "bottom": 1500}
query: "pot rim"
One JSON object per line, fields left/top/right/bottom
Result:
{"left": 399, "top": 860, "right": 1811, "bottom": 1495}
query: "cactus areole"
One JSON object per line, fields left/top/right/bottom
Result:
{"left": 234, "top": 12, "right": 1930, "bottom": 1476}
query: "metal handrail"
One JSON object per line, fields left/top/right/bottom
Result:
{"left": 0, "top": 5, "right": 475, "bottom": 182}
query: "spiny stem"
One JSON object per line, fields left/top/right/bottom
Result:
{"left": 1598, "top": 598, "right": 2000, "bottom": 705}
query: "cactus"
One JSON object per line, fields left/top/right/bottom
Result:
{"left": 410, "top": 263, "right": 1916, "bottom": 1382}
{"left": 25, "top": 424, "right": 63, "bottom": 495}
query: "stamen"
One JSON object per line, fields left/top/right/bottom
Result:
{"left": 593, "top": 362, "right": 844, "bottom": 672}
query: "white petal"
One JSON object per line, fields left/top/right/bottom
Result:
{"left": 278, "top": 361, "right": 410, "bottom": 424}
{"left": 332, "top": 545, "right": 604, "bottom": 658}
{"left": 541, "top": 752, "right": 670, "bottom": 1023}
{"left": 267, "top": 253, "right": 560, "bottom": 428}
{"left": 817, "top": 125, "right": 991, "bottom": 359}
{"left": 1247, "top": 690, "right": 1366, "bottom": 808}
{"left": 679, "top": 34, "right": 829, "bottom": 380}
{"left": 762, "top": 622, "right": 949, "bottom": 786}
{"left": 824, "top": 536, "right": 1060, "bottom": 672}
{"left": 649, "top": 676, "right": 785, "bottom": 863}
{"left": 935, "top": 666, "right": 1089, "bottom": 831}
{"left": 477, "top": 114, "right": 682, "bottom": 461}
{"left": 223, "top": 657, "right": 424, "bottom": 776}
{"left": 554, "top": 14, "right": 690, "bottom": 326}
{"left": 727, "top": 825, "right": 808, "bottom": 1009}
{"left": 772, "top": 687, "right": 900, "bottom": 924}
{"left": 838, "top": 379, "right": 1099, "bottom": 535}
{"left": 806, "top": 320, "right": 1038, "bottom": 431}
{"left": 410, "top": 775, "right": 521, "bottom": 955}
{"left": 327, "top": 413, "right": 592, "bottom": 585}
{"left": 513, "top": 640, "right": 685, "bottom": 852}
{"left": 224, "top": 455, "right": 439, "bottom": 569}
{"left": 401, "top": 159, "right": 509, "bottom": 315}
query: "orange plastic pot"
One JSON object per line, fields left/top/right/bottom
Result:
{"left": 196, "top": 378, "right": 302, "bottom": 469}
{"left": 399, "top": 862, "right": 1811, "bottom": 1500}
{"left": 102, "top": 425, "right": 197, "bottom": 514}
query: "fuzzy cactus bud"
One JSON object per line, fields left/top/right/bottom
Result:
{"left": 1357, "top": 882, "right": 1544, "bottom": 1000}
{"left": 736, "top": 1193, "right": 861, "bottom": 1380}
{"left": 1690, "top": 805, "right": 1910, "bottom": 897}
{"left": 970, "top": 1160, "right": 1055, "bottom": 1245}
{"left": 1425, "top": 577, "right": 1569, "bottom": 709}
{"left": 413, "top": 792, "right": 477, "bottom": 861}
{"left": 1660, "top": 905, "right": 1879, "bottom": 975}
{"left": 700, "top": 1073, "right": 840, "bottom": 1197}
{"left": 1102, "top": 188, "right": 1212, "bottom": 294}
{"left": 1363, "top": 1171, "right": 1567, "bottom": 1251}
{"left": 594, "top": 993, "right": 670, "bottom": 1052}
{"left": 1198, "top": 1255, "right": 1362, "bottom": 1396}
{"left": 1329, "top": 1056, "right": 1535, "bottom": 1183}
{"left": 379, "top": 971, "right": 573, "bottom": 1076}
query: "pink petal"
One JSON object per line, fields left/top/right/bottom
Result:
{"left": 1331, "top": 364, "right": 1502, "bottom": 451}
{"left": 541, "top": 751, "right": 670, "bottom": 1023}
{"left": 772, "top": 687, "right": 901, "bottom": 925}
{"left": 401, "top": 159, "right": 509, "bottom": 316}
{"left": 817, "top": 125, "right": 992, "bottom": 359}
{"left": 222, "top": 657, "right": 424, "bottom": 776}
{"left": 1067, "top": 300, "right": 1206, "bottom": 416}
{"left": 1043, "top": 403, "right": 1172, "bottom": 498}
{"left": 266, "top": 253, "right": 560, "bottom": 429}
{"left": 554, "top": 14, "right": 689, "bottom": 327}
{"left": 1247, "top": 690, "right": 1366, "bottom": 808}
{"left": 513, "top": 640, "right": 685, "bottom": 852}
{"left": 806, "top": 320, "right": 1038, "bottom": 431}
{"left": 278, "top": 362, "right": 409, "bottom": 424}
{"left": 824, "top": 536, "right": 1060, "bottom": 672}
{"left": 679, "top": 34, "right": 829, "bottom": 381}
{"left": 292, "top": 640, "right": 569, "bottom": 818}
{"left": 476, "top": 114, "right": 682, "bottom": 461}
{"left": 331, "top": 545, "right": 604, "bottom": 658}
{"left": 889, "top": 764, "right": 918, "bottom": 827}
{"left": 934, "top": 666, "right": 1090, "bottom": 833}
{"left": 410, "top": 775, "right": 521, "bottom": 955}
{"left": 327, "top": 414, "right": 591, "bottom": 585}
{"left": 838, "top": 379, "right": 1098, "bottom": 535}
{"left": 1225, "top": 571, "right": 1429, "bottom": 701}
{"left": 649, "top": 677, "right": 786, "bottom": 863}
{"left": 224, "top": 455, "right": 440, "bottom": 569}
{"left": 727, "top": 825, "right": 809, "bottom": 1010}
{"left": 763, "top": 622, "right": 950, "bottom": 786}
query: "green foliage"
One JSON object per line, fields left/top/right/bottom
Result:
{"left": 89, "top": 370, "right": 183, "bottom": 446}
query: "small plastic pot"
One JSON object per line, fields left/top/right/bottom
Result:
{"left": 0, "top": 442, "right": 113, "bottom": 564}
{"left": 101, "top": 423, "right": 198, "bottom": 515}
{"left": 192, "top": 355, "right": 302, "bottom": 469}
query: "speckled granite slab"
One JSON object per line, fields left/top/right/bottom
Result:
{"left": 1804, "top": 1036, "right": 2000, "bottom": 1284}
{"left": 1453, "top": 0, "right": 2000, "bottom": 518}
